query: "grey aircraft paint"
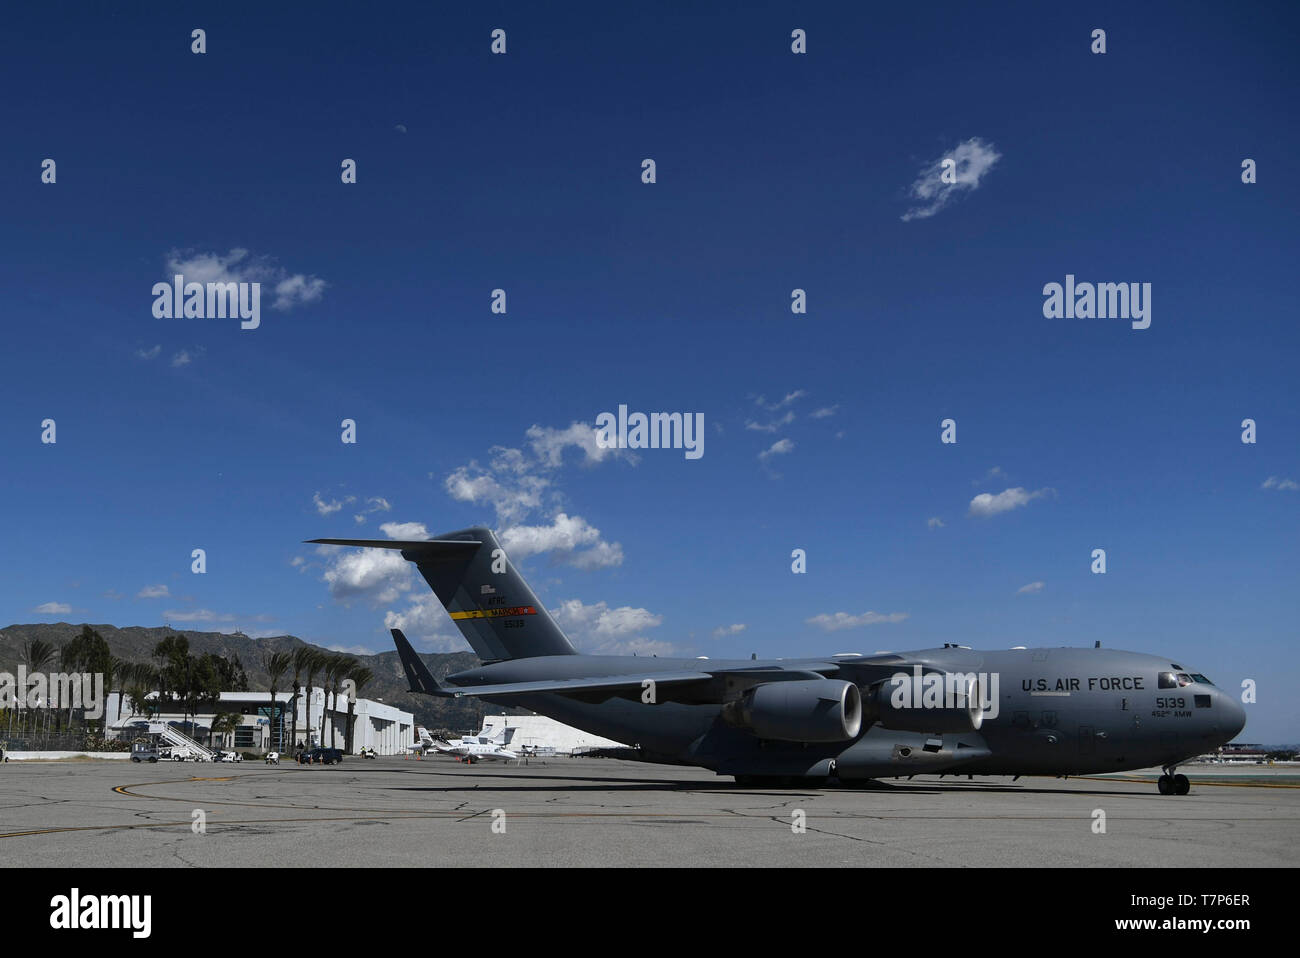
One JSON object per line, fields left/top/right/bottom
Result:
{"left": 312, "top": 527, "right": 1245, "bottom": 792}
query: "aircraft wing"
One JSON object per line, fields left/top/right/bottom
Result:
{"left": 391, "top": 628, "right": 847, "bottom": 702}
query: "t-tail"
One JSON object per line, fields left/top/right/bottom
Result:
{"left": 309, "top": 526, "right": 577, "bottom": 662}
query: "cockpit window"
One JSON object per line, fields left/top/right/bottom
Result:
{"left": 1158, "top": 671, "right": 1179, "bottom": 689}
{"left": 1190, "top": 673, "right": 1213, "bottom": 685}
{"left": 1176, "top": 673, "right": 1193, "bottom": 687}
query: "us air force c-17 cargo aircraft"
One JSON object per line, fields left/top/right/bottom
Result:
{"left": 311, "top": 527, "right": 1245, "bottom": 794}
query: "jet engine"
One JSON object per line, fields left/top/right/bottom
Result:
{"left": 722, "top": 679, "right": 863, "bottom": 743}
{"left": 862, "top": 671, "right": 984, "bottom": 733}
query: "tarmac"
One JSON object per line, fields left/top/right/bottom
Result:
{"left": 1, "top": 757, "right": 1297, "bottom": 867}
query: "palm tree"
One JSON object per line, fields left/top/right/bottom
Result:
{"left": 100, "top": 652, "right": 119, "bottom": 735}
{"left": 152, "top": 635, "right": 178, "bottom": 709}
{"left": 344, "top": 665, "right": 373, "bottom": 753}
{"left": 22, "top": 638, "right": 56, "bottom": 672}
{"left": 21, "top": 639, "right": 56, "bottom": 735}
{"left": 60, "top": 630, "right": 90, "bottom": 730}
{"left": 211, "top": 710, "right": 242, "bottom": 750}
{"left": 123, "top": 663, "right": 159, "bottom": 719}
{"left": 300, "top": 650, "right": 326, "bottom": 750}
{"left": 262, "top": 651, "right": 292, "bottom": 753}
{"left": 322, "top": 655, "right": 356, "bottom": 749}
{"left": 289, "top": 647, "right": 314, "bottom": 752}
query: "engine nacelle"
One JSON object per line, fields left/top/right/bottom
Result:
{"left": 722, "top": 679, "right": 863, "bottom": 743}
{"left": 863, "top": 670, "right": 984, "bottom": 733}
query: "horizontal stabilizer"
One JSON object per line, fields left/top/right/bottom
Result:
{"left": 391, "top": 628, "right": 450, "bottom": 697}
{"left": 308, "top": 538, "right": 481, "bottom": 558}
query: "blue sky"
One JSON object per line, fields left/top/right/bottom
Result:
{"left": 2, "top": 3, "right": 1296, "bottom": 741}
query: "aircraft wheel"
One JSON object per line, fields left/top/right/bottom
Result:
{"left": 1157, "top": 775, "right": 1172, "bottom": 795}
{"left": 1173, "top": 774, "right": 1190, "bottom": 795}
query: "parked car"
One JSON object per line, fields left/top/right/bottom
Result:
{"left": 302, "top": 746, "right": 344, "bottom": 765}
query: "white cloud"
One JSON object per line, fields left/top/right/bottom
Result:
{"left": 755, "top": 391, "right": 806, "bottom": 411}
{"left": 1017, "top": 581, "right": 1045, "bottom": 595}
{"left": 567, "top": 539, "right": 626, "bottom": 570}
{"left": 758, "top": 438, "right": 795, "bottom": 462}
{"left": 927, "top": 517, "right": 945, "bottom": 529}
{"left": 445, "top": 462, "right": 550, "bottom": 523}
{"left": 901, "top": 137, "right": 1002, "bottom": 222}
{"left": 325, "top": 643, "right": 377, "bottom": 656}
{"left": 382, "top": 595, "right": 467, "bottom": 652}
{"left": 745, "top": 410, "right": 796, "bottom": 433}
{"left": 170, "top": 349, "right": 193, "bottom": 368}
{"left": 551, "top": 598, "right": 670, "bottom": 654}
{"left": 320, "top": 547, "right": 413, "bottom": 605}
{"left": 442, "top": 424, "right": 628, "bottom": 566}
{"left": 499, "top": 513, "right": 624, "bottom": 569}
{"left": 968, "top": 487, "right": 1054, "bottom": 518}
{"left": 1262, "top": 476, "right": 1299, "bottom": 492}
{"left": 165, "top": 248, "right": 327, "bottom": 311}
{"left": 33, "top": 601, "right": 72, "bottom": 615}
{"left": 974, "top": 466, "right": 1006, "bottom": 485}
{"left": 806, "top": 611, "right": 909, "bottom": 631}
{"left": 313, "top": 491, "right": 355, "bottom": 516}
{"left": 136, "top": 345, "right": 161, "bottom": 360}
{"left": 712, "top": 623, "right": 746, "bottom": 638}
{"left": 137, "top": 584, "right": 170, "bottom": 599}
{"left": 352, "top": 496, "right": 392, "bottom": 524}
{"left": 810, "top": 405, "right": 839, "bottom": 419}
{"left": 380, "top": 521, "right": 430, "bottom": 540}
{"left": 552, "top": 599, "right": 663, "bottom": 637}
{"left": 527, "top": 422, "right": 632, "bottom": 467}
{"left": 272, "top": 273, "right": 326, "bottom": 310}
{"left": 164, "top": 608, "right": 235, "bottom": 622}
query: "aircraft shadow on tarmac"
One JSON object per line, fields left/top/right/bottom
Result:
{"left": 381, "top": 767, "right": 1141, "bottom": 798}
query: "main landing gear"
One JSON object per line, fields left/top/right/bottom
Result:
{"left": 1157, "top": 765, "right": 1190, "bottom": 795}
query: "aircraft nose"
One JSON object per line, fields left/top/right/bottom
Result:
{"left": 1219, "top": 691, "right": 1246, "bottom": 742}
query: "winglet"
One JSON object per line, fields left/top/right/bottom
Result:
{"left": 391, "top": 628, "right": 449, "bottom": 697}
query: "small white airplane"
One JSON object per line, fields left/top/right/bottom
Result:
{"left": 432, "top": 725, "right": 519, "bottom": 763}
{"left": 404, "top": 726, "right": 437, "bottom": 756}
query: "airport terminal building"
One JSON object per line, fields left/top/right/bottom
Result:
{"left": 104, "top": 687, "right": 414, "bottom": 755}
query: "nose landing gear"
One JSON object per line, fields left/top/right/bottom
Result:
{"left": 1157, "top": 765, "right": 1190, "bottom": 795}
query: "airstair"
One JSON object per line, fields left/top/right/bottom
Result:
{"left": 149, "top": 722, "right": 214, "bottom": 761}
